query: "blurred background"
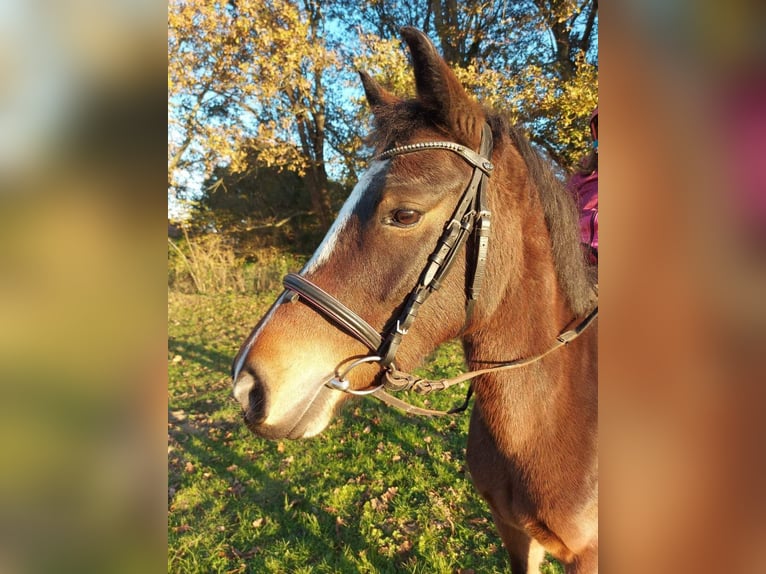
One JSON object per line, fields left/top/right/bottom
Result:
{"left": 601, "top": 1, "right": 766, "bottom": 572}
{"left": 0, "top": 0, "right": 166, "bottom": 572}
{"left": 0, "top": 0, "right": 763, "bottom": 572}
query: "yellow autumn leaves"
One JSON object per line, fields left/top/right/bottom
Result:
{"left": 169, "top": 0, "right": 598, "bottom": 193}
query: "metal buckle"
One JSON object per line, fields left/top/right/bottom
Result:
{"left": 445, "top": 218, "right": 461, "bottom": 232}
{"left": 460, "top": 210, "right": 477, "bottom": 230}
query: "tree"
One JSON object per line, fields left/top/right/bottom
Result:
{"left": 189, "top": 142, "right": 342, "bottom": 257}
{"left": 168, "top": 0, "right": 339, "bottom": 226}
{"left": 169, "top": 0, "right": 598, "bottom": 240}
{"left": 337, "top": 0, "right": 598, "bottom": 168}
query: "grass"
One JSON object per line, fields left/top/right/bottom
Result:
{"left": 168, "top": 290, "right": 565, "bottom": 573}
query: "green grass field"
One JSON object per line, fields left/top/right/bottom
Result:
{"left": 168, "top": 291, "right": 564, "bottom": 573}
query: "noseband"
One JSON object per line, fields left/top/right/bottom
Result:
{"left": 282, "top": 123, "right": 597, "bottom": 415}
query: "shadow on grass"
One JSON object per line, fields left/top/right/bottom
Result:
{"left": 166, "top": 339, "right": 377, "bottom": 571}
{"left": 168, "top": 335, "right": 507, "bottom": 572}
{"left": 168, "top": 337, "right": 233, "bottom": 375}
{"left": 169, "top": 429, "right": 368, "bottom": 572}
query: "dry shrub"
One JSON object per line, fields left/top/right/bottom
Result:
{"left": 245, "top": 247, "right": 306, "bottom": 293}
{"left": 168, "top": 229, "right": 306, "bottom": 294}
{"left": 168, "top": 228, "right": 245, "bottom": 294}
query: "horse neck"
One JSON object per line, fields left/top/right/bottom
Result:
{"left": 466, "top": 241, "right": 573, "bottom": 377}
{"left": 462, "top": 170, "right": 586, "bottom": 445}
{"left": 465, "top": 280, "right": 583, "bottom": 457}
{"left": 468, "top": 157, "right": 574, "bottom": 364}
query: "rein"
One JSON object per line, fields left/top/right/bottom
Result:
{"left": 372, "top": 306, "right": 598, "bottom": 416}
{"left": 283, "top": 123, "right": 598, "bottom": 416}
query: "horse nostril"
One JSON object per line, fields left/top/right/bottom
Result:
{"left": 247, "top": 378, "right": 267, "bottom": 424}
{"left": 233, "top": 369, "right": 267, "bottom": 425}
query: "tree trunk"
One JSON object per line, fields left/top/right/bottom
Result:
{"left": 305, "top": 160, "right": 332, "bottom": 229}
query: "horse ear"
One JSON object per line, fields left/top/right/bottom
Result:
{"left": 359, "top": 71, "right": 400, "bottom": 110}
{"left": 400, "top": 27, "right": 484, "bottom": 146}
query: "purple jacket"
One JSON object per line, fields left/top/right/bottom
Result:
{"left": 567, "top": 170, "right": 598, "bottom": 262}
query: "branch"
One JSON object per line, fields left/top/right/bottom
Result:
{"left": 241, "top": 211, "right": 313, "bottom": 232}
{"left": 168, "top": 236, "right": 204, "bottom": 292}
{"left": 168, "top": 86, "right": 211, "bottom": 185}
{"left": 580, "top": 0, "right": 598, "bottom": 55}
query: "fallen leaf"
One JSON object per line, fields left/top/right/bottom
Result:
{"left": 230, "top": 546, "right": 259, "bottom": 559}
{"left": 401, "top": 521, "right": 419, "bottom": 534}
{"left": 381, "top": 487, "right": 398, "bottom": 502}
{"left": 169, "top": 410, "right": 187, "bottom": 422}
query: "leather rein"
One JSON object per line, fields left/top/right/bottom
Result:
{"left": 282, "top": 123, "right": 598, "bottom": 416}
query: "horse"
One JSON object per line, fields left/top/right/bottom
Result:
{"left": 232, "top": 27, "right": 598, "bottom": 573}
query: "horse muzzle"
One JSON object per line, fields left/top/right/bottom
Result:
{"left": 233, "top": 368, "right": 267, "bottom": 427}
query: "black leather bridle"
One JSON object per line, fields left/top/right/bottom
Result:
{"left": 284, "top": 124, "right": 493, "bottom": 384}
{"left": 282, "top": 123, "right": 597, "bottom": 415}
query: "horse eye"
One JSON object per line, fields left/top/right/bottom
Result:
{"left": 391, "top": 209, "right": 421, "bottom": 227}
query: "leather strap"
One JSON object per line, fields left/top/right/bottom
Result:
{"left": 463, "top": 128, "right": 493, "bottom": 327}
{"left": 279, "top": 125, "right": 596, "bottom": 418}
{"left": 380, "top": 306, "right": 598, "bottom": 416}
{"left": 279, "top": 126, "right": 598, "bottom": 417}
{"left": 370, "top": 388, "right": 454, "bottom": 417}
{"left": 283, "top": 273, "right": 382, "bottom": 351}
{"left": 378, "top": 124, "right": 495, "bottom": 366}
{"left": 284, "top": 125, "right": 495, "bottom": 371}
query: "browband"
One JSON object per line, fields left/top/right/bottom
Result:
{"left": 375, "top": 141, "right": 494, "bottom": 175}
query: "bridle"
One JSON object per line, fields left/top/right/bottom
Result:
{"left": 282, "top": 123, "right": 598, "bottom": 416}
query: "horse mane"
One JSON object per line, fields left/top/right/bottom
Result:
{"left": 490, "top": 114, "right": 596, "bottom": 316}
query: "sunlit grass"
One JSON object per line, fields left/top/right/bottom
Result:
{"left": 168, "top": 291, "right": 563, "bottom": 573}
